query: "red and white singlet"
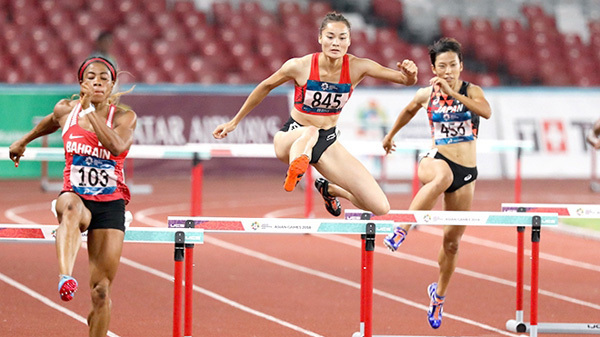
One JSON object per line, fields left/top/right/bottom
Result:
{"left": 61, "top": 102, "right": 130, "bottom": 203}
{"left": 293, "top": 53, "right": 353, "bottom": 115}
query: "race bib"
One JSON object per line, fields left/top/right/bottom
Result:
{"left": 431, "top": 112, "right": 475, "bottom": 145}
{"left": 70, "top": 155, "right": 117, "bottom": 195}
{"left": 302, "top": 80, "right": 351, "bottom": 114}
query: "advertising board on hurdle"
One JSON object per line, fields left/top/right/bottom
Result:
{"left": 170, "top": 210, "right": 558, "bottom": 337}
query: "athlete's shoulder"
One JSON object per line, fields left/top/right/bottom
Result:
{"left": 414, "top": 86, "right": 433, "bottom": 101}
{"left": 114, "top": 105, "right": 137, "bottom": 125}
{"left": 53, "top": 99, "right": 76, "bottom": 117}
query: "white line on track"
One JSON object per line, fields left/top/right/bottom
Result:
{"left": 4, "top": 203, "right": 323, "bottom": 337}
{"left": 202, "top": 236, "right": 522, "bottom": 337}
{"left": 315, "top": 234, "right": 600, "bottom": 311}
{"left": 120, "top": 257, "right": 324, "bottom": 337}
{"left": 0, "top": 215, "right": 120, "bottom": 337}
{"left": 416, "top": 226, "right": 600, "bottom": 272}
{"left": 130, "top": 204, "right": 600, "bottom": 310}
{"left": 0, "top": 272, "right": 120, "bottom": 337}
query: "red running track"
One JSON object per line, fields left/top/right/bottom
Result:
{"left": 1, "top": 175, "right": 599, "bottom": 337}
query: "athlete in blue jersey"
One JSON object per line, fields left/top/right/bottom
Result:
{"left": 381, "top": 38, "right": 492, "bottom": 329}
{"left": 213, "top": 12, "right": 418, "bottom": 217}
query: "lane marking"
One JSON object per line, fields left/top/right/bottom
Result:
{"left": 3, "top": 205, "right": 323, "bottom": 337}
{"left": 202, "top": 236, "right": 521, "bottom": 337}
{"left": 120, "top": 257, "right": 323, "bottom": 337}
{"left": 316, "top": 234, "right": 600, "bottom": 311}
{"left": 416, "top": 226, "right": 600, "bottom": 272}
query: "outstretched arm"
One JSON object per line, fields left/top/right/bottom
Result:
{"left": 352, "top": 56, "right": 418, "bottom": 87}
{"left": 213, "top": 58, "right": 300, "bottom": 139}
{"left": 8, "top": 100, "right": 70, "bottom": 167}
{"left": 382, "top": 87, "right": 429, "bottom": 154}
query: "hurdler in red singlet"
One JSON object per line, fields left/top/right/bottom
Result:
{"left": 294, "top": 52, "right": 353, "bottom": 115}
{"left": 61, "top": 102, "right": 130, "bottom": 203}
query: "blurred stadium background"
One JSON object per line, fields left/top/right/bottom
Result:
{"left": 1, "top": 0, "right": 600, "bottom": 86}
{"left": 1, "top": 0, "right": 600, "bottom": 186}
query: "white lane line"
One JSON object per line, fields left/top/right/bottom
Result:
{"left": 132, "top": 204, "right": 600, "bottom": 310}
{"left": 0, "top": 217, "right": 120, "bottom": 337}
{"left": 4, "top": 204, "right": 323, "bottom": 337}
{"left": 416, "top": 226, "right": 600, "bottom": 272}
{"left": 120, "top": 257, "right": 323, "bottom": 337}
{"left": 202, "top": 236, "right": 522, "bottom": 337}
{"left": 316, "top": 234, "right": 600, "bottom": 311}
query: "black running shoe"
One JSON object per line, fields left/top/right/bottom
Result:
{"left": 314, "top": 178, "right": 342, "bottom": 217}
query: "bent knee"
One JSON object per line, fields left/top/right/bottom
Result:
{"left": 428, "top": 175, "right": 453, "bottom": 194}
{"left": 443, "top": 240, "right": 461, "bottom": 255}
{"left": 371, "top": 200, "right": 390, "bottom": 216}
{"left": 91, "top": 280, "right": 111, "bottom": 306}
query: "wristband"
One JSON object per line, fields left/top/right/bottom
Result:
{"left": 80, "top": 103, "right": 95, "bottom": 117}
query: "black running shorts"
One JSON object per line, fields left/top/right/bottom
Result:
{"left": 81, "top": 198, "right": 126, "bottom": 232}
{"left": 279, "top": 116, "right": 337, "bottom": 164}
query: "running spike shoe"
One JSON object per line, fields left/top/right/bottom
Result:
{"left": 427, "top": 282, "right": 445, "bottom": 329}
{"left": 383, "top": 226, "right": 407, "bottom": 252}
{"left": 58, "top": 275, "right": 78, "bottom": 302}
{"left": 314, "top": 178, "right": 341, "bottom": 216}
{"left": 284, "top": 154, "right": 309, "bottom": 192}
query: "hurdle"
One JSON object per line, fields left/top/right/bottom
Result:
{"left": 169, "top": 211, "right": 557, "bottom": 337}
{"left": 501, "top": 203, "right": 600, "bottom": 335}
{"left": 0, "top": 224, "right": 204, "bottom": 337}
{"left": 345, "top": 209, "right": 558, "bottom": 337}
{"left": 1, "top": 139, "right": 532, "bottom": 217}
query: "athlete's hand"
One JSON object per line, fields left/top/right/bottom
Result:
{"left": 8, "top": 140, "right": 26, "bottom": 167}
{"left": 430, "top": 76, "right": 454, "bottom": 96}
{"left": 382, "top": 134, "right": 396, "bottom": 155}
{"left": 398, "top": 59, "right": 418, "bottom": 84}
{"left": 212, "top": 121, "right": 237, "bottom": 139}
{"left": 80, "top": 82, "right": 94, "bottom": 109}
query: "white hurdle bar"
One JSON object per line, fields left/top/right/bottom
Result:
{"left": 344, "top": 209, "right": 558, "bottom": 337}
{"left": 501, "top": 203, "right": 600, "bottom": 335}
{"left": 1, "top": 139, "right": 533, "bottom": 217}
{"left": 169, "top": 211, "right": 558, "bottom": 337}
{"left": 0, "top": 224, "right": 203, "bottom": 337}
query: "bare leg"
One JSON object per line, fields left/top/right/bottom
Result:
{"left": 288, "top": 126, "right": 318, "bottom": 163}
{"left": 395, "top": 157, "right": 453, "bottom": 233}
{"left": 435, "top": 182, "right": 475, "bottom": 297}
{"left": 54, "top": 193, "right": 91, "bottom": 276}
{"left": 313, "top": 142, "right": 389, "bottom": 215}
{"left": 86, "top": 228, "right": 124, "bottom": 337}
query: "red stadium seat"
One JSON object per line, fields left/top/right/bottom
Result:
{"left": 173, "top": 1, "right": 196, "bottom": 16}
{"left": 308, "top": 1, "right": 332, "bottom": 18}
{"left": 180, "top": 11, "right": 207, "bottom": 32}
{"left": 439, "top": 17, "right": 470, "bottom": 53}
{"left": 211, "top": 1, "right": 234, "bottom": 26}
{"left": 278, "top": 1, "right": 301, "bottom": 17}
{"left": 372, "top": 0, "right": 403, "bottom": 27}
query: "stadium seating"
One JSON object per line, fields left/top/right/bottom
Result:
{"left": 0, "top": 0, "right": 598, "bottom": 87}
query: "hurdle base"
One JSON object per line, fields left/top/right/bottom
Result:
{"left": 506, "top": 320, "right": 600, "bottom": 334}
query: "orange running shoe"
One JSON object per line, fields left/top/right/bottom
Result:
{"left": 284, "top": 154, "right": 309, "bottom": 192}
